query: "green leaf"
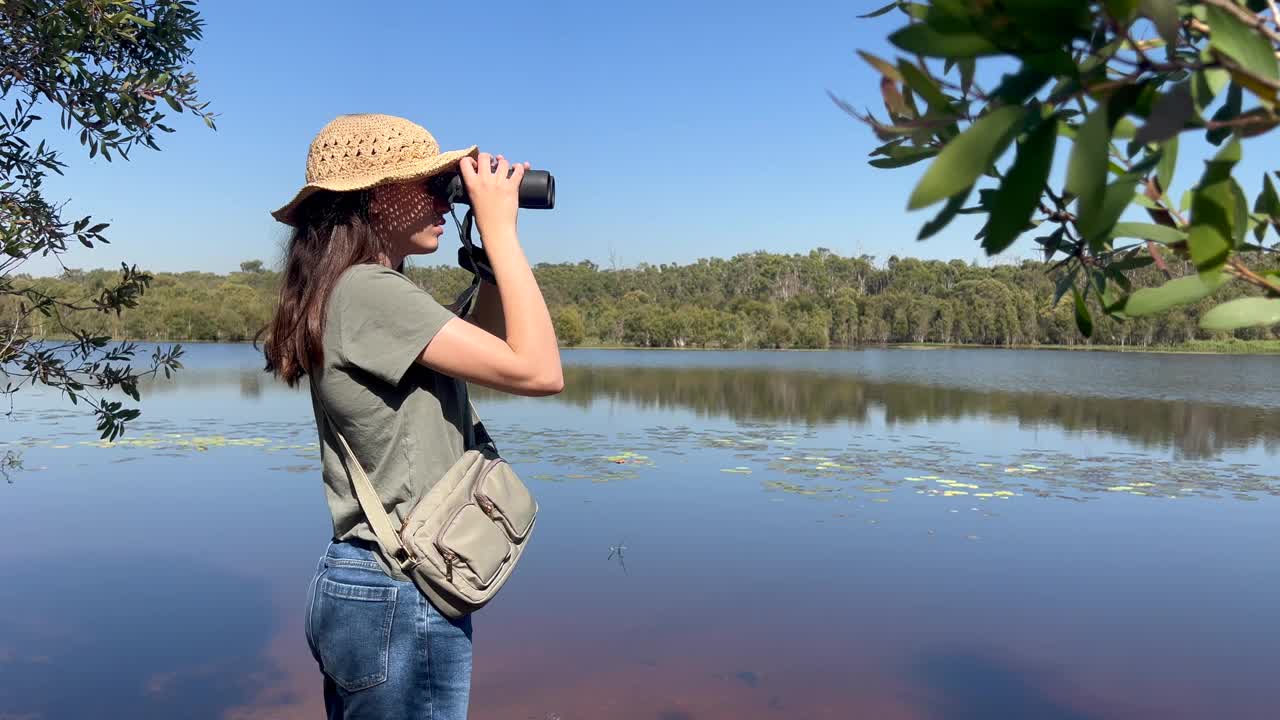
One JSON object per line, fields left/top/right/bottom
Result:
{"left": 858, "top": 51, "right": 903, "bottom": 83}
{"left": 1123, "top": 273, "right": 1226, "bottom": 316}
{"left": 869, "top": 148, "right": 939, "bottom": 168}
{"left": 1134, "top": 83, "right": 1194, "bottom": 145}
{"left": 1067, "top": 102, "right": 1111, "bottom": 237}
{"left": 1255, "top": 173, "right": 1280, "bottom": 220}
{"left": 1111, "top": 222, "right": 1187, "bottom": 244}
{"left": 1109, "top": 254, "right": 1156, "bottom": 272}
{"left": 859, "top": 2, "right": 900, "bottom": 18}
{"left": 918, "top": 189, "right": 971, "bottom": 240}
{"left": 1188, "top": 138, "right": 1242, "bottom": 271}
{"left": 898, "top": 61, "right": 951, "bottom": 111}
{"left": 1200, "top": 297, "right": 1280, "bottom": 331}
{"left": 1087, "top": 178, "right": 1142, "bottom": 251}
{"left": 1073, "top": 287, "right": 1094, "bottom": 337}
{"left": 992, "top": 64, "right": 1052, "bottom": 104}
{"left": 1157, "top": 135, "right": 1178, "bottom": 195}
{"left": 1207, "top": 83, "right": 1243, "bottom": 146}
{"left": 1104, "top": 0, "right": 1139, "bottom": 21}
{"left": 1054, "top": 266, "right": 1079, "bottom": 304}
{"left": 1205, "top": 4, "right": 1279, "bottom": 82}
{"left": 1254, "top": 175, "right": 1280, "bottom": 242}
{"left": 888, "top": 23, "right": 1001, "bottom": 59}
{"left": 1104, "top": 264, "right": 1133, "bottom": 293}
{"left": 901, "top": 2, "right": 929, "bottom": 20}
{"left": 1230, "top": 177, "right": 1250, "bottom": 246}
{"left": 908, "top": 106, "right": 1025, "bottom": 210}
{"left": 1039, "top": 226, "right": 1069, "bottom": 260}
{"left": 984, "top": 117, "right": 1058, "bottom": 255}
{"left": 1140, "top": 0, "right": 1181, "bottom": 46}
{"left": 1192, "top": 68, "right": 1230, "bottom": 111}
{"left": 958, "top": 58, "right": 976, "bottom": 95}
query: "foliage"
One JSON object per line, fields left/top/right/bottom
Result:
{"left": 552, "top": 305, "right": 586, "bottom": 346}
{"left": 11, "top": 248, "right": 1280, "bottom": 352}
{"left": 844, "top": 0, "right": 1280, "bottom": 337}
{"left": 0, "top": 1, "right": 213, "bottom": 438}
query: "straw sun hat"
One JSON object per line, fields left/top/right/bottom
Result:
{"left": 271, "top": 113, "right": 478, "bottom": 225}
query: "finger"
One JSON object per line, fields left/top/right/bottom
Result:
{"left": 458, "top": 156, "right": 477, "bottom": 178}
{"left": 495, "top": 155, "right": 511, "bottom": 182}
{"left": 510, "top": 161, "right": 527, "bottom": 185}
{"left": 476, "top": 152, "right": 492, "bottom": 176}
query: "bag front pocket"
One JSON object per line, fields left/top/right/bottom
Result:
{"left": 476, "top": 461, "right": 537, "bottom": 542}
{"left": 311, "top": 578, "right": 397, "bottom": 692}
{"left": 437, "top": 503, "right": 511, "bottom": 589}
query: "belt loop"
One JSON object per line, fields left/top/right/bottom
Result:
{"left": 319, "top": 539, "right": 336, "bottom": 569}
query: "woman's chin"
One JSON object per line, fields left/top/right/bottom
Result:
{"left": 409, "top": 233, "right": 442, "bottom": 254}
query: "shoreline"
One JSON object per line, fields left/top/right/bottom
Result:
{"left": 29, "top": 338, "right": 1280, "bottom": 356}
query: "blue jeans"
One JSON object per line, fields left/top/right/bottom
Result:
{"left": 305, "top": 540, "right": 474, "bottom": 719}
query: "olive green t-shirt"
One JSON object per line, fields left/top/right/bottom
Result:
{"left": 310, "top": 263, "right": 476, "bottom": 564}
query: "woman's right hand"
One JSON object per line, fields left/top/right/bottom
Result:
{"left": 419, "top": 151, "right": 562, "bottom": 397}
{"left": 458, "top": 152, "right": 529, "bottom": 241}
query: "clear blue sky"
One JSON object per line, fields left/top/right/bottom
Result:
{"left": 25, "top": 1, "right": 1275, "bottom": 276}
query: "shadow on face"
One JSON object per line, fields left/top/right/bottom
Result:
{"left": 370, "top": 181, "right": 447, "bottom": 256}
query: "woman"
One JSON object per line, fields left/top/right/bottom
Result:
{"left": 261, "top": 113, "right": 563, "bottom": 719}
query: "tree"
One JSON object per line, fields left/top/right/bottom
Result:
{"left": 552, "top": 305, "right": 586, "bottom": 346}
{"left": 1, "top": 1, "right": 214, "bottom": 439}
{"left": 27, "top": 247, "right": 1280, "bottom": 353}
{"left": 846, "top": 1, "right": 1280, "bottom": 340}
{"left": 765, "top": 318, "right": 795, "bottom": 348}
{"left": 830, "top": 287, "right": 861, "bottom": 346}
{"left": 795, "top": 309, "right": 832, "bottom": 348}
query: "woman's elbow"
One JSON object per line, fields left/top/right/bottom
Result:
{"left": 519, "top": 365, "right": 563, "bottom": 396}
{"left": 531, "top": 370, "right": 564, "bottom": 396}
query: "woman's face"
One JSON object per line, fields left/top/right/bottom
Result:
{"left": 369, "top": 179, "right": 450, "bottom": 258}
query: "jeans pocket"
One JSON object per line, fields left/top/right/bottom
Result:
{"left": 311, "top": 577, "right": 398, "bottom": 692}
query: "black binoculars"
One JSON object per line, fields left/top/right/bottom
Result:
{"left": 428, "top": 165, "right": 556, "bottom": 210}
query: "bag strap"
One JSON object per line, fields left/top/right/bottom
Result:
{"left": 316, "top": 386, "right": 491, "bottom": 568}
{"left": 317, "top": 398, "right": 412, "bottom": 567}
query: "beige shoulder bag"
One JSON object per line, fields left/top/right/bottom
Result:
{"left": 319, "top": 397, "right": 538, "bottom": 619}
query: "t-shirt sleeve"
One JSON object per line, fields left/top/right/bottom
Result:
{"left": 333, "top": 265, "right": 458, "bottom": 386}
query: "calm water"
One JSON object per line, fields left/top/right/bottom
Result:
{"left": 1, "top": 345, "right": 1277, "bottom": 719}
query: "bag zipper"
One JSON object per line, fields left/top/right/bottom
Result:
{"left": 432, "top": 457, "right": 504, "bottom": 589}
{"left": 473, "top": 457, "right": 505, "bottom": 520}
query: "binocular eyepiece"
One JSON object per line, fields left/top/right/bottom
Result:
{"left": 429, "top": 166, "right": 556, "bottom": 210}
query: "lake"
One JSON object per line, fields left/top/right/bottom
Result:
{"left": 1, "top": 344, "right": 1277, "bottom": 719}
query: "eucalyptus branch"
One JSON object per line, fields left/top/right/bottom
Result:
{"left": 1202, "top": 0, "right": 1280, "bottom": 45}
{"left": 1226, "top": 255, "right": 1280, "bottom": 295}
{"left": 854, "top": 2, "right": 1280, "bottom": 336}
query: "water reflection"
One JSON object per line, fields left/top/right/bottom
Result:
{"left": 536, "top": 366, "right": 1280, "bottom": 460}
{"left": 138, "top": 363, "right": 1280, "bottom": 460}
{"left": 4, "top": 346, "right": 1279, "bottom": 719}
{"left": 907, "top": 650, "right": 1103, "bottom": 720}
{"left": 0, "top": 553, "right": 279, "bottom": 720}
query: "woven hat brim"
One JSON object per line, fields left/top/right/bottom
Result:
{"left": 271, "top": 145, "right": 479, "bottom": 225}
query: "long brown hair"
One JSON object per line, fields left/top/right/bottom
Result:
{"left": 260, "top": 189, "right": 392, "bottom": 386}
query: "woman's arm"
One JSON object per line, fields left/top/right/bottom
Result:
{"left": 417, "top": 154, "right": 562, "bottom": 396}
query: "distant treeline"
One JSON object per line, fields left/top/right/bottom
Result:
{"left": 10, "top": 250, "right": 1280, "bottom": 348}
